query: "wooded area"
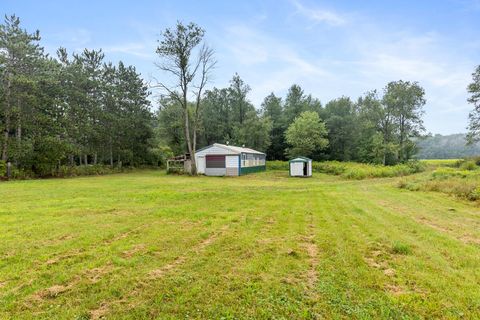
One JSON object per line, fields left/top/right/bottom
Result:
{"left": 2, "top": 16, "right": 480, "bottom": 177}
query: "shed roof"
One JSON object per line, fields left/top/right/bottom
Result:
{"left": 289, "top": 156, "right": 312, "bottom": 162}
{"left": 197, "top": 143, "right": 265, "bottom": 155}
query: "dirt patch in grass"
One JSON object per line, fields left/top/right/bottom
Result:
{"left": 416, "top": 217, "right": 480, "bottom": 245}
{"left": 45, "top": 250, "right": 84, "bottom": 266}
{"left": 34, "top": 284, "right": 70, "bottom": 300}
{"left": 90, "top": 302, "right": 110, "bottom": 320}
{"left": 122, "top": 244, "right": 146, "bottom": 259}
{"left": 104, "top": 224, "right": 148, "bottom": 245}
{"left": 364, "top": 245, "right": 396, "bottom": 276}
{"left": 385, "top": 284, "right": 405, "bottom": 296}
{"left": 383, "top": 268, "right": 396, "bottom": 277}
{"left": 299, "top": 213, "right": 319, "bottom": 292}
{"left": 303, "top": 236, "right": 318, "bottom": 289}
{"left": 84, "top": 264, "right": 114, "bottom": 283}
{"left": 416, "top": 217, "right": 452, "bottom": 233}
{"left": 460, "top": 235, "right": 480, "bottom": 245}
{"left": 31, "top": 264, "right": 113, "bottom": 304}
{"left": 149, "top": 227, "right": 227, "bottom": 279}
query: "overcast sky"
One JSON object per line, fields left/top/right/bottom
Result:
{"left": 3, "top": 0, "right": 480, "bottom": 134}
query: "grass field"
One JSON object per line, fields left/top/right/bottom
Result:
{"left": 2, "top": 170, "right": 480, "bottom": 319}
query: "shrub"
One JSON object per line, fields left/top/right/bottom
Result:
{"left": 460, "top": 160, "right": 477, "bottom": 171}
{"left": 267, "top": 161, "right": 288, "bottom": 171}
{"left": 468, "top": 187, "right": 480, "bottom": 201}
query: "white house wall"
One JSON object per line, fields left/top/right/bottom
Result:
{"left": 197, "top": 156, "right": 206, "bottom": 174}
{"left": 226, "top": 155, "right": 239, "bottom": 176}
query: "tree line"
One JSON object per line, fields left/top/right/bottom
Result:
{"left": 0, "top": 15, "right": 155, "bottom": 176}
{"left": 7, "top": 17, "right": 480, "bottom": 177}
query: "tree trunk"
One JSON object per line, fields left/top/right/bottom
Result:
{"left": 69, "top": 154, "right": 74, "bottom": 166}
{"left": 109, "top": 141, "right": 113, "bottom": 167}
{"left": 84, "top": 154, "right": 88, "bottom": 165}
{"left": 183, "top": 97, "right": 196, "bottom": 175}
{"left": 94, "top": 153, "right": 97, "bottom": 165}
{"left": 1, "top": 116, "right": 9, "bottom": 161}
{"left": 15, "top": 124, "right": 21, "bottom": 166}
{"left": 2, "top": 77, "right": 12, "bottom": 161}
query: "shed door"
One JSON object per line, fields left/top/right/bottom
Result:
{"left": 205, "top": 155, "right": 226, "bottom": 176}
{"left": 206, "top": 155, "right": 225, "bottom": 168}
{"left": 290, "top": 162, "right": 304, "bottom": 176}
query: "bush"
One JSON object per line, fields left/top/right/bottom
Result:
{"left": 460, "top": 160, "right": 477, "bottom": 171}
{"left": 468, "top": 187, "right": 480, "bottom": 201}
{"left": 267, "top": 161, "right": 288, "bottom": 171}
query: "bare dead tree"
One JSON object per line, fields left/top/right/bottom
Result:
{"left": 154, "top": 22, "right": 216, "bottom": 174}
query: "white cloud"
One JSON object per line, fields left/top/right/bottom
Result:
{"left": 290, "top": 0, "right": 346, "bottom": 26}
{"left": 103, "top": 42, "right": 155, "bottom": 59}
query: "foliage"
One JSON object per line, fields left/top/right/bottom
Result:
{"left": 266, "top": 160, "right": 425, "bottom": 180}
{"left": 0, "top": 15, "right": 155, "bottom": 177}
{"left": 322, "top": 97, "right": 357, "bottom": 161}
{"left": 285, "top": 111, "right": 328, "bottom": 158}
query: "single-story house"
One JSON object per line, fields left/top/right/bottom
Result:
{"left": 289, "top": 157, "right": 312, "bottom": 177}
{"left": 195, "top": 143, "right": 266, "bottom": 176}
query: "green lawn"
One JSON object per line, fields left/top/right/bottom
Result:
{"left": 1, "top": 170, "right": 480, "bottom": 319}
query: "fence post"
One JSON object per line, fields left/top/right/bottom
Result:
{"left": 6, "top": 161, "right": 11, "bottom": 180}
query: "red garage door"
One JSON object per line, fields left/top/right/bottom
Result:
{"left": 206, "top": 155, "right": 225, "bottom": 168}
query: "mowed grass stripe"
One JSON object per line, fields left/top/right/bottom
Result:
{"left": 1, "top": 171, "right": 480, "bottom": 319}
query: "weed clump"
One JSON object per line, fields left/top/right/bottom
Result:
{"left": 391, "top": 241, "right": 411, "bottom": 255}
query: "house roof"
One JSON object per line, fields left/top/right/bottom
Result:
{"left": 196, "top": 143, "right": 266, "bottom": 155}
{"left": 289, "top": 156, "right": 312, "bottom": 162}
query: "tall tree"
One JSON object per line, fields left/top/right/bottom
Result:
{"left": 261, "top": 93, "right": 285, "bottom": 160}
{"left": 323, "top": 97, "right": 357, "bottom": 161}
{"left": 467, "top": 65, "right": 480, "bottom": 144}
{"left": 228, "top": 73, "right": 254, "bottom": 125}
{"left": 201, "top": 87, "right": 232, "bottom": 145}
{"left": 383, "top": 80, "right": 425, "bottom": 163}
{"left": 155, "top": 21, "right": 216, "bottom": 174}
{"left": 0, "top": 15, "right": 44, "bottom": 162}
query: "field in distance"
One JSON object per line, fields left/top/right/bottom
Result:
{"left": 1, "top": 167, "right": 480, "bottom": 319}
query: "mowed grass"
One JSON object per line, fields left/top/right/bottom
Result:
{"left": 1, "top": 170, "right": 480, "bottom": 319}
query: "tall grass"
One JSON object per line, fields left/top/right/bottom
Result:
{"left": 398, "top": 164, "right": 480, "bottom": 201}
{"left": 267, "top": 160, "right": 425, "bottom": 180}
